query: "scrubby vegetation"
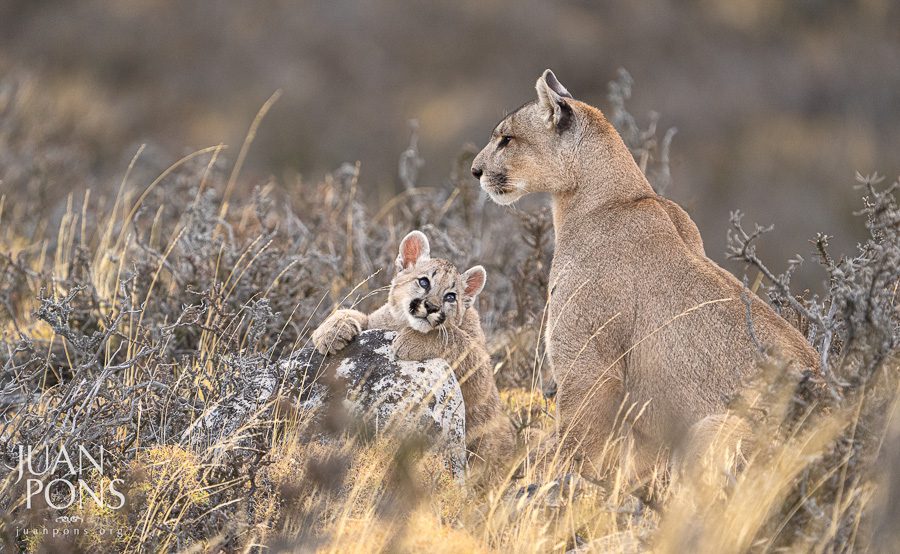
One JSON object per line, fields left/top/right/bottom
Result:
{"left": 1, "top": 69, "right": 898, "bottom": 553}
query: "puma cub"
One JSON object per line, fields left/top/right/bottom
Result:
{"left": 312, "top": 231, "right": 516, "bottom": 471}
{"left": 471, "top": 70, "right": 819, "bottom": 482}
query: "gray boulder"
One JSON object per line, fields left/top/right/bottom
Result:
{"left": 185, "top": 330, "right": 467, "bottom": 478}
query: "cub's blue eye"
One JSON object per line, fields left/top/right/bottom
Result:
{"left": 417, "top": 277, "right": 430, "bottom": 290}
{"left": 498, "top": 135, "right": 512, "bottom": 148}
{"left": 444, "top": 292, "right": 457, "bottom": 303}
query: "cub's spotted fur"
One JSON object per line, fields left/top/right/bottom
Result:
{"left": 312, "top": 231, "right": 515, "bottom": 473}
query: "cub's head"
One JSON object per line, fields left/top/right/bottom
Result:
{"left": 471, "top": 69, "right": 609, "bottom": 204}
{"left": 389, "top": 230, "right": 486, "bottom": 333}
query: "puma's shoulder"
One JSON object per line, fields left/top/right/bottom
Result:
{"left": 628, "top": 195, "right": 704, "bottom": 256}
{"left": 657, "top": 197, "right": 705, "bottom": 256}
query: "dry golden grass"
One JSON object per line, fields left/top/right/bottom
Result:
{"left": 0, "top": 96, "right": 897, "bottom": 553}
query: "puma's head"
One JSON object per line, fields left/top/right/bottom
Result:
{"left": 388, "top": 230, "right": 486, "bottom": 333}
{"left": 471, "top": 69, "right": 615, "bottom": 204}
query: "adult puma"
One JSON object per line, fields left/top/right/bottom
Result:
{"left": 471, "top": 70, "right": 818, "bottom": 480}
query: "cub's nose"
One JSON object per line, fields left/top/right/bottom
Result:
{"left": 471, "top": 165, "right": 483, "bottom": 179}
{"left": 424, "top": 300, "right": 440, "bottom": 314}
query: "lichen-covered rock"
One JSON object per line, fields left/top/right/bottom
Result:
{"left": 186, "top": 330, "right": 467, "bottom": 478}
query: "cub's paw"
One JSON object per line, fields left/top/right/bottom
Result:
{"left": 312, "top": 312, "right": 363, "bottom": 355}
{"left": 390, "top": 328, "right": 424, "bottom": 361}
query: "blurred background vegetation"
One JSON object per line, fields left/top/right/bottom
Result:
{"left": 1, "top": 0, "right": 898, "bottom": 287}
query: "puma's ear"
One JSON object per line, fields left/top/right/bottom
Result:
{"left": 462, "top": 265, "right": 487, "bottom": 305}
{"left": 396, "top": 230, "right": 430, "bottom": 271}
{"left": 535, "top": 69, "right": 573, "bottom": 131}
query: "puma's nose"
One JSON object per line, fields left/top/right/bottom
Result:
{"left": 424, "top": 300, "right": 440, "bottom": 314}
{"left": 471, "top": 165, "right": 483, "bottom": 179}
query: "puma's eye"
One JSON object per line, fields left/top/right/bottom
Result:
{"left": 417, "top": 277, "right": 430, "bottom": 290}
{"left": 443, "top": 292, "right": 457, "bottom": 303}
{"left": 497, "top": 135, "right": 512, "bottom": 148}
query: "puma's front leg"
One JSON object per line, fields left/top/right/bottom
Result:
{"left": 311, "top": 308, "right": 368, "bottom": 355}
{"left": 546, "top": 324, "right": 628, "bottom": 480}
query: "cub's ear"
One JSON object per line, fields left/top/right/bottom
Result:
{"left": 461, "top": 265, "right": 487, "bottom": 305}
{"left": 535, "top": 69, "right": 573, "bottom": 131}
{"left": 396, "top": 230, "right": 430, "bottom": 271}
